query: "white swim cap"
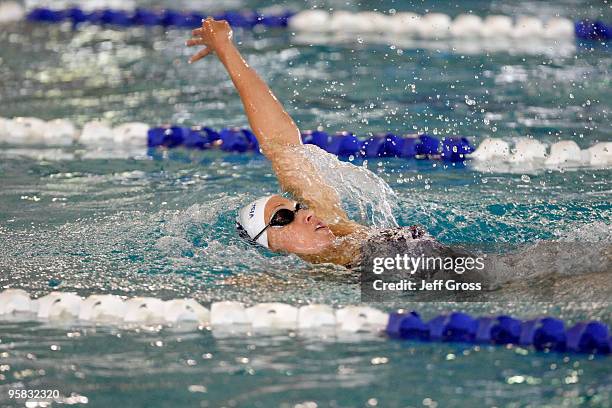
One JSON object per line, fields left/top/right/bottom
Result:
{"left": 236, "top": 195, "right": 274, "bottom": 248}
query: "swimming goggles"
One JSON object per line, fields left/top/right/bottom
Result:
{"left": 252, "top": 202, "right": 306, "bottom": 242}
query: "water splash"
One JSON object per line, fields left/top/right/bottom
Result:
{"left": 297, "top": 144, "right": 398, "bottom": 228}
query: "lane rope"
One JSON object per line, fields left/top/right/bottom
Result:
{"left": 0, "top": 2, "right": 610, "bottom": 42}
{"left": 0, "top": 289, "right": 610, "bottom": 355}
{"left": 1, "top": 117, "right": 610, "bottom": 167}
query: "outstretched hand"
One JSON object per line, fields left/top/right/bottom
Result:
{"left": 186, "top": 17, "right": 233, "bottom": 63}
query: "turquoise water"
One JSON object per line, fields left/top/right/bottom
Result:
{"left": 1, "top": 0, "right": 611, "bottom": 406}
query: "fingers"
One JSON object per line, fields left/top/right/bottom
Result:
{"left": 188, "top": 47, "right": 212, "bottom": 64}
{"left": 185, "top": 38, "right": 206, "bottom": 47}
{"left": 192, "top": 18, "right": 214, "bottom": 35}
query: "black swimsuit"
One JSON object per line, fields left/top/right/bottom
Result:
{"left": 355, "top": 226, "right": 490, "bottom": 299}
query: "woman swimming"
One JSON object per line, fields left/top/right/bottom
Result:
{"left": 185, "top": 19, "right": 611, "bottom": 294}
{"left": 185, "top": 18, "right": 476, "bottom": 271}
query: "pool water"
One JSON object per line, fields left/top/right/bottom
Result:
{"left": 1, "top": 0, "right": 611, "bottom": 406}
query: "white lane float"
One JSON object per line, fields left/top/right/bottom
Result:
{"left": 450, "top": 14, "right": 484, "bottom": 38}
{"left": 329, "top": 11, "right": 358, "bottom": 32}
{"left": 0, "top": 1, "right": 24, "bottom": 24}
{"left": 78, "top": 294, "right": 126, "bottom": 322}
{"left": 513, "top": 16, "right": 545, "bottom": 38}
{"left": 418, "top": 13, "right": 452, "bottom": 39}
{"left": 286, "top": 11, "right": 577, "bottom": 42}
{"left": 480, "top": 15, "right": 515, "bottom": 37}
{"left": 79, "top": 120, "right": 115, "bottom": 145}
{"left": 0, "top": 289, "right": 36, "bottom": 314}
{"left": 4, "top": 117, "right": 46, "bottom": 145}
{"left": 336, "top": 306, "right": 388, "bottom": 332}
{"left": 123, "top": 297, "right": 166, "bottom": 324}
{"left": 45, "top": 119, "right": 78, "bottom": 146}
{"left": 36, "top": 292, "right": 82, "bottom": 319}
{"left": 288, "top": 9, "right": 329, "bottom": 32}
{"left": 509, "top": 138, "right": 547, "bottom": 162}
{"left": 543, "top": 17, "right": 576, "bottom": 39}
{"left": 297, "top": 304, "right": 337, "bottom": 329}
{"left": 471, "top": 138, "right": 510, "bottom": 161}
{"left": 164, "top": 299, "right": 210, "bottom": 324}
{"left": 112, "top": 122, "right": 149, "bottom": 146}
{"left": 246, "top": 302, "right": 298, "bottom": 329}
{"left": 545, "top": 140, "right": 582, "bottom": 166}
{"left": 355, "top": 11, "right": 390, "bottom": 33}
{"left": 210, "top": 301, "right": 250, "bottom": 326}
{"left": 586, "top": 142, "right": 612, "bottom": 166}
{"left": 389, "top": 12, "right": 422, "bottom": 35}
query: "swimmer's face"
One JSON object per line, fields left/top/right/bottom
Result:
{"left": 264, "top": 195, "right": 335, "bottom": 255}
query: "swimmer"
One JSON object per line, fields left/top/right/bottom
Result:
{"left": 186, "top": 19, "right": 612, "bottom": 298}
{"left": 186, "top": 17, "right": 454, "bottom": 268}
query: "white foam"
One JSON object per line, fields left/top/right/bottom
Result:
{"left": 450, "top": 14, "right": 484, "bottom": 38}
{"left": 0, "top": 1, "right": 25, "bottom": 24}
{"left": 123, "top": 297, "right": 166, "bottom": 324}
{"left": 36, "top": 292, "right": 82, "bottom": 319}
{"left": 78, "top": 294, "right": 126, "bottom": 322}
{"left": 418, "top": 13, "right": 452, "bottom": 39}
{"left": 297, "top": 304, "right": 336, "bottom": 329}
{"left": 471, "top": 138, "right": 510, "bottom": 161}
{"left": 509, "top": 138, "right": 547, "bottom": 162}
{"left": 545, "top": 140, "right": 582, "bottom": 166}
{"left": 543, "top": 17, "right": 575, "bottom": 39}
{"left": 586, "top": 142, "right": 612, "bottom": 166}
{"left": 0, "top": 289, "right": 35, "bottom": 314}
{"left": 79, "top": 120, "right": 114, "bottom": 145}
{"left": 246, "top": 303, "right": 298, "bottom": 329}
{"left": 164, "top": 299, "right": 210, "bottom": 324}
{"left": 336, "top": 306, "right": 388, "bottom": 332}
{"left": 210, "top": 301, "right": 249, "bottom": 325}
{"left": 513, "top": 16, "right": 545, "bottom": 38}
{"left": 288, "top": 10, "right": 330, "bottom": 32}
{"left": 112, "top": 122, "right": 149, "bottom": 145}
{"left": 481, "top": 15, "right": 514, "bottom": 37}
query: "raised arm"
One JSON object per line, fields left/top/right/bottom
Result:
{"left": 189, "top": 19, "right": 300, "bottom": 152}
{"left": 187, "top": 18, "right": 364, "bottom": 234}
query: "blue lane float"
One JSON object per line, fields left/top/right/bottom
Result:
{"left": 26, "top": 7, "right": 294, "bottom": 29}
{"left": 147, "top": 126, "right": 475, "bottom": 162}
{"left": 387, "top": 311, "right": 611, "bottom": 355}
{"left": 575, "top": 20, "right": 612, "bottom": 41}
